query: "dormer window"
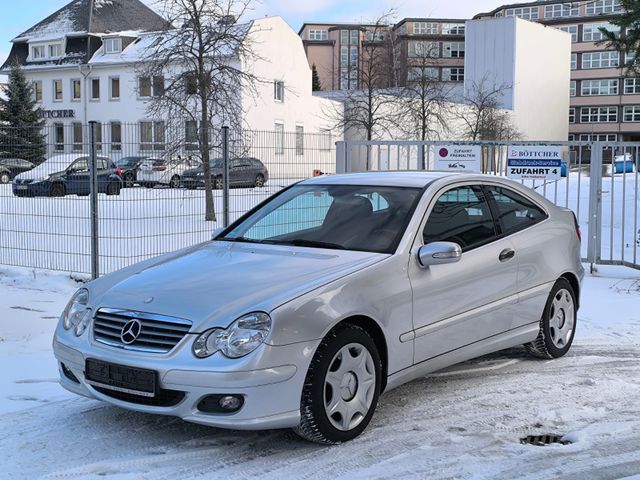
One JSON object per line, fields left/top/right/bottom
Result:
{"left": 104, "top": 37, "right": 122, "bottom": 54}
{"left": 31, "top": 45, "right": 45, "bottom": 60}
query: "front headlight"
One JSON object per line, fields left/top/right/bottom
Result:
{"left": 193, "top": 312, "right": 271, "bottom": 359}
{"left": 32, "top": 175, "right": 50, "bottom": 183}
{"left": 61, "top": 288, "right": 91, "bottom": 336}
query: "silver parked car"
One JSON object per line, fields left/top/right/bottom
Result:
{"left": 53, "top": 172, "right": 584, "bottom": 444}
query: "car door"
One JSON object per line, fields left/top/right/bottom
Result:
{"left": 228, "top": 159, "right": 244, "bottom": 186}
{"left": 96, "top": 157, "right": 112, "bottom": 192}
{"left": 409, "top": 184, "right": 519, "bottom": 364}
{"left": 484, "top": 184, "right": 552, "bottom": 330}
{"left": 65, "top": 158, "right": 90, "bottom": 195}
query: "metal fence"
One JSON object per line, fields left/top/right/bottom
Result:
{"left": 337, "top": 140, "right": 640, "bottom": 270}
{"left": 0, "top": 123, "right": 335, "bottom": 276}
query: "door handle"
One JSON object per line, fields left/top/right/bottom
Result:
{"left": 499, "top": 248, "right": 515, "bottom": 262}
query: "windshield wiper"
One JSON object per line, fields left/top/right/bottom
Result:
{"left": 217, "top": 236, "right": 275, "bottom": 245}
{"left": 281, "top": 239, "right": 346, "bottom": 250}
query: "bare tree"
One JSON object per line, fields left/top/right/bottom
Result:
{"left": 326, "top": 12, "right": 401, "bottom": 148}
{"left": 457, "top": 77, "right": 521, "bottom": 141}
{"left": 139, "top": 0, "right": 259, "bottom": 221}
{"left": 398, "top": 45, "right": 453, "bottom": 167}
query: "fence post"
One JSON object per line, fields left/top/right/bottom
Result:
{"left": 222, "top": 126, "right": 230, "bottom": 228}
{"left": 336, "top": 141, "right": 346, "bottom": 173}
{"left": 88, "top": 121, "right": 99, "bottom": 279}
{"left": 587, "top": 141, "right": 603, "bottom": 272}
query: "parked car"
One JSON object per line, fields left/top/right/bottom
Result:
{"left": 53, "top": 172, "right": 583, "bottom": 444}
{"left": 0, "top": 158, "right": 35, "bottom": 184}
{"left": 137, "top": 157, "right": 200, "bottom": 188}
{"left": 182, "top": 157, "right": 269, "bottom": 189}
{"left": 115, "top": 156, "right": 147, "bottom": 188}
{"left": 12, "top": 154, "right": 122, "bottom": 197}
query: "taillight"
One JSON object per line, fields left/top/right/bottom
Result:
{"left": 153, "top": 166, "right": 166, "bottom": 171}
{"left": 116, "top": 166, "right": 123, "bottom": 177}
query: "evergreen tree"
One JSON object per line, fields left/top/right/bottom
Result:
{"left": 600, "top": 0, "right": 640, "bottom": 73}
{"left": 0, "top": 63, "right": 46, "bottom": 163}
{"left": 311, "top": 64, "right": 322, "bottom": 91}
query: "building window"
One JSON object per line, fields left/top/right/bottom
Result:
{"left": 442, "top": 67, "right": 464, "bottom": 82}
{"left": 545, "top": 3, "right": 579, "bottom": 18}
{"left": 71, "top": 79, "right": 81, "bottom": 101}
{"left": 110, "top": 122, "right": 122, "bottom": 151}
{"left": 33, "top": 81, "right": 42, "bottom": 102}
{"left": 443, "top": 42, "right": 465, "bottom": 58}
{"left": 442, "top": 23, "right": 465, "bottom": 35}
{"left": 350, "top": 30, "right": 359, "bottom": 45}
{"left": 275, "top": 122, "right": 284, "bottom": 154}
{"left": 104, "top": 37, "right": 122, "bottom": 54}
{"left": 583, "top": 23, "right": 619, "bottom": 42}
{"left": 274, "top": 80, "right": 285, "bottom": 102}
{"left": 91, "top": 78, "right": 100, "bottom": 100}
{"left": 556, "top": 25, "right": 578, "bottom": 43}
{"left": 580, "top": 133, "right": 617, "bottom": 142}
{"left": 504, "top": 7, "right": 539, "bottom": 20}
{"left": 31, "top": 45, "right": 45, "bottom": 60}
{"left": 140, "top": 121, "right": 165, "bottom": 151}
{"left": 94, "top": 122, "right": 103, "bottom": 151}
{"left": 349, "top": 72, "right": 358, "bottom": 90}
{"left": 408, "top": 41, "right": 439, "bottom": 58}
{"left": 571, "top": 53, "right": 577, "bottom": 70}
{"left": 582, "top": 51, "right": 620, "bottom": 69}
{"left": 413, "top": 22, "right": 438, "bottom": 35}
{"left": 570, "top": 81, "right": 576, "bottom": 96}
{"left": 408, "top": 66, "right": 439, "bottom": 82}
{"left": 580, "top": 106, "right": 618, "bottom": 123}
{"left": 110, "top": 77, "right": 120, "bottom": 100}
{"left": 138, "top": 76, "right": 164, "bottom": 98}
{"left": 585, "top": 0, "right": 623, "bottom": 16}
{"left": 581, "top": 79, "right": 619, "bottom": 96}
{"left": 53, "top": 79, "right": 63, "bottom": 101}
{"left": 54, "top": 123, "right": 64, "bottom": 151}
{"left": 350, "top": 46, "right": 358, "bottom": 66}
{"left": 624, "top": 78, "right": 640, "bottom": 94}
{"left": 295, "top": 125, "right": 304, "bottom": 156}
{"left": 340, "top": 46, "right": 348, "bottom": 67}
{"left": 184, "top": 74, "right": 198, "bottom": 95}
{"left": 49, "top": 43, "right": 63, "bottom": 58}
{"left": 340, "top": 30, "right": 348, "bottom": 44}
{"left": 569, "top": 107, "right": 576, "bottom": 123}
{"left": 340, "top": 71, "right": 348, "bottom": 90}
{"left": 185, "top": 120, "right": 199, "bottom": 150}
{"left": 72, "top": 123, "right": 83, "bottom": 152}
{"left": 308, "top": 29, "right": 328, "bottom": 41}
{"left": 568, "top": 134, "right": 575, "bottom": 141}
{"left": 623, "top": 106, "right": 640, "bottom": 122}
{"left": 365, "top": 31, "right": 385, "bottom": 41}
{"left": 320, "top": 128, "right": 332, "bottom": 151}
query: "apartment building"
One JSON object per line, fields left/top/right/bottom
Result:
{"left": 299, "top": 19, "right": 467, "bottom": 90}
{"left": 475, "top": 0, "right": 638, "bottom": 142}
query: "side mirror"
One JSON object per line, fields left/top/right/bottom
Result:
{"left": 211, "top": 227, "right": 224, "bottom": 240}
{"left": 417, "top": 242, "right": 462, "bottom": 268}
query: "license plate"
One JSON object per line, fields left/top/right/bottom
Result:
{"left": 15, "top": 185, "right": 27, "bottom": 190}
{"left": 85, "top": 358, "right": 156, "bottom": 397}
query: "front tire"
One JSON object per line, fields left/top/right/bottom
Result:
{"left": 214, "top": 176, "right": 224, "bottom": 190}
{"left": 254, "top": 174, "right": 265, "bottom": 188}
{"left": 0, "top": 172, "right": 10, "bottom": 184}
{"left": 106, "top": 182, "right": 121, "bottom": 196}
{"left": 294, "top": 324, "right": 381, "bottom": 444}
{"left": 169, "top": 175, "right": 180, "bottom": 189}
{"left": 50, "top": 183, "right": 65, "bottom": 197}
{"left": 525, "top": 278, "right": 577, "bottom": 359}
{"left": 124, "top": 173, "right": 135, "bottom": 188}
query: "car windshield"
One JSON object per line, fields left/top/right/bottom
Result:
{"left": 220, "top": 184, "right": 422, "bottom": 253}
{"left": 116, "top": 157, "right": 140, "bottom": 167}
{"left": 210, "top": 159, "right": 223, "bottom": 168}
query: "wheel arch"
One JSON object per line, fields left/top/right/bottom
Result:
{"left": 560, "top": 272, "right": 580, "bottom": 309}
{"left": 327, "top": 315, "right": 389, "bottom": 392}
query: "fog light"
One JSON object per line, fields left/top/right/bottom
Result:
{"left": 197, "top": 394, "right": 244, "bottom": 413}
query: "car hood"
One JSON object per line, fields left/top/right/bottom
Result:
{"left": 92, "top": 241, "right": 386, "bottom": 332}
{"left": 183, "top": 166, "right": 222, "bottom": 176}
{"left": 15, "top": 161, "right": 66, "bottom": 180}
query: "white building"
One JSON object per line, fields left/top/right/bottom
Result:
{"left": 1, "top": 0, "right": 341, "bottom": 177}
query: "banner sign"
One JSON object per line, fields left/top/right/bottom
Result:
{"left": 507, "top": 146, "right": 562, "bottom": 180}
{"left": 435, "top": 145, "right": 481, "bottom": 172}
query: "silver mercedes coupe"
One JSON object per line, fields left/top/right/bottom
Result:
{"left": 53, "top": 172, "right": 584, "bottom": 444}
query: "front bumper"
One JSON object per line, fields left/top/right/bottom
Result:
{"left": 53, "top": 332, "right": 319, "bottom": 430}
{"left": 12, "top": 180, "right": 51, "bottom": 196}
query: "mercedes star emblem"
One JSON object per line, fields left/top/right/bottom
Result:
{"left": 120, "top": 319, "right": 142, "bottom": 344}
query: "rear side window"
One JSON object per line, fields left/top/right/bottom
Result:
{"left": 486, "top": 186, "right": 548, "bottom": 235}
{"left": 423, "top": 186, "right": 496, "bottom": 252}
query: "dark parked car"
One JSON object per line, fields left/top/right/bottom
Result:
{"left": 115, "top": 156, "right": 147, "bottom": 188}
{"left": 182, "top": 157, "right": 269, "bottom": 189}
{"left": 12, "top": 154, "right": 122, "bottom": 197}
{"left": 0, "top": 158, "right": 35, "bottom": 184}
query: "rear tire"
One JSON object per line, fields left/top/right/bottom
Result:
{"left": 0, "top": 172, "right": 10, "bottom": 184}
{"left": 50, "top": 183, "right": 65, "bottom": 197}
{"left": 524, "top": 278, "right": 577, "bottom": 359}
{"left": 214, "top": 176, "right": 224, "bottom": 190}
{"left": 294, "top": 324, "right": 381, "bottom": 444}
{"left": 124, "top": 173, "right": 135, "bottom": 188}
{"left": 169, "top": 175, "right": 180, "bottom": 189}
{"left": 106, "top": 182, "right": 121, "bottom": 196}
{"left": 254, "top": 174, "right": 265, "bottom": 188}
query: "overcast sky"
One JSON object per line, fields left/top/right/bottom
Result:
{"left": 0, "top": 0, "right": 510, "bottom": 80}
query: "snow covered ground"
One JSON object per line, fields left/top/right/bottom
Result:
{"left": 0, "top": 264, "right": 639, "bottom": 479}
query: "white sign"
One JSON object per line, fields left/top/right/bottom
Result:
{"left": 435, "top": 145, "right": 481, "bottom": 172}
{"left": 507, "top": 146, "right": 562, "bottom": 180}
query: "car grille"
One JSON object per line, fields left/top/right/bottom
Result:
{"left": 93, "top": 308, "right": 192, "bottom": 354}
{"left": 15, "top": 179, "right": 33, "bottom": 185}
{"left": 93, "top": 386, "right": 185, "bottom": 407}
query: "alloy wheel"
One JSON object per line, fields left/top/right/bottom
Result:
{"left": 548, "top": 288, "right": 575, "bottom": 349}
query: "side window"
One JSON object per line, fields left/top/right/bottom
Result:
{"left": 423, "top": 186, "right": 496, "bottom": 251}
{"left": 357, "top": 192, "right": 389, "bottom": 212}
{"left": 69, "top": 159, "right": 88, "bottom": 173}
{"left": 486, "top": 186, "right": 548, "bottom": 234}
{"left": 97, "top": 158, "right": 108, "bottom": 170}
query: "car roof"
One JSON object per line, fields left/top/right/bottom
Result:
{"left": 300, "top": 171, "right": 465, "bottom": 188}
